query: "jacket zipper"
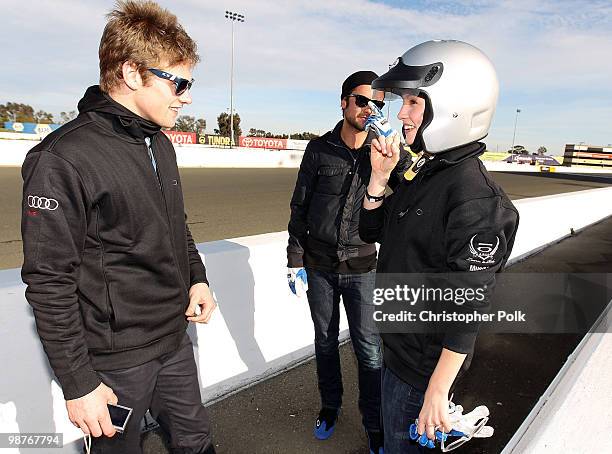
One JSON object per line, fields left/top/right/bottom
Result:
{"left": 146, "top": 140, "right": 190, "bottom": 301}
{"left": 327, "top": 138, "right": 357, "bottom": 167}
{"left": 328, "top": 140, "right": 360, "bottom": 247}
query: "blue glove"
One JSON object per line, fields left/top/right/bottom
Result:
{"left": 408, "top": 401, "right": 493, "bottom": 452}
{"left": 365, "top": 101, "right": 398, "bottom": 139}
{"left": 409, "top": 423, "right": 462, "bottom": 449}
{"left": 288, "top": 267, "right": 308, "bottom": 297}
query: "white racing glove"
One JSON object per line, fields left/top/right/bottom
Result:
{"left": 409, "top": 400, "right": 494, "bottom": 452}
{"left": 287, "top": 267, "right": 308, "bottom": 297}
{"left": 364, "top": 101, "right": 399, "bottom": 139}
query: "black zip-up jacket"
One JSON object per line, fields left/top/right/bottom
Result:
{"left": 287, "top": 120, "right": 411, "bottom": 269}
{"left": 21, "top": 86, "right": 208, "bottom": 400}
{"left": 359, "top": 142, "right": 519, "bottom": 391}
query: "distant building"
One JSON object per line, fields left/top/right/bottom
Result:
{"left": 563, "top": 144, "right": 612, "bottom": 168}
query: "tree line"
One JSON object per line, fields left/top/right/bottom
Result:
{"left": 171, "top": 113, "right": 242, "bottom": 142}
{"left": 172, "top": 113, "right": 319, "bottom": 141}
{"left": 2, "top": 102, "right": 319, "bottom": 141}
{"left": 0, "top": 102, "right": 76, "bottom": 125}
{"left": 246, "top": 129, "right": 319, "bottom": 140}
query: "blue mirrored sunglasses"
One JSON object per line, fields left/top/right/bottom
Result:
{"left": 148, "top": 68, "right": 194, "bottom": 95}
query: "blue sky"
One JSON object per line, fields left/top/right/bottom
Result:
{"left": 1, "top": 0, "right": 611, "bottom": 154}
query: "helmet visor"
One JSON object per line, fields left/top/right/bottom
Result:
{"left": 372, "top": 57, "right": 443, "bottom": 100}
{"left": 373, "top": 88, "right": 421, "bottom": 101}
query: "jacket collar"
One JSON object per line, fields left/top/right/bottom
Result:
{"left": 421, "top": 142, "right": 486, "bottom": 174}
{"left": 77, "top": 85, "right": 162, "bottom": 141}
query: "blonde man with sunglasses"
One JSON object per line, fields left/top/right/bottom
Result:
{"left": 21, "top": 2, "right": 216, "bottom": 453}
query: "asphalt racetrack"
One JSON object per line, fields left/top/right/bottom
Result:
{"left": 1, "top": 167, "right": 610, "bottom": 270}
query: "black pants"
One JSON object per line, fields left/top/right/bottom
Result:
{"left": 90, "top": 335, "right": 213, "bottom": 454}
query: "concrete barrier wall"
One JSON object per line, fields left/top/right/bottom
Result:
{"left": 1, "top": 186, "right": 612, "bottom": 451}
{"left": 484, "top": 160, "right": 612, "bottom": 174}
{"left": 507, "top": 187, "right": 612, "bottom": 264}
{"left": 502, "top": 306, "right": 612, "bottom": 453}
{"left": 0, "top": 140, "right": 32, "bottom": 166}
{"left": 0, "top": 139, "right": 306, "bottom": 168}
{"left": 173, "top": 146, "right": 304, "bottom": 168}
{"left": 0, "top": 138, "right": 551, "bottom": 170}
{"left": 5, "top": 139, "right": 612, "bottom": 172}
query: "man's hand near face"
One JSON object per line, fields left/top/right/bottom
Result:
{"left": 186, "top": 282, "right": 217, "bottom": 323}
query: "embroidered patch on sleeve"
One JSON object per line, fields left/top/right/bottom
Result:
{"left": 465, "top": 233, "right": 502, "bottom": 271}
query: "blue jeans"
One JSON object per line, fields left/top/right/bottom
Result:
{"left": 306, "top": 268, "right": 382, "bottom": 431}
{"left": 382, "top": 365, "right": 426, "bottom": 453}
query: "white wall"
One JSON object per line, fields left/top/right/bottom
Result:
{"left": 6, "top": 139, "right": 612, "bottom": 172}
{"left": 507, "top": 187, "right": 612, "bottom": 264}
{"left": 173, "top": 146, "right": 305, "bottom": 168}
{"left": 0, "top": 140, "right": 31, "bottom": 166}
{"left": 0, "top": 139, "right": 306, "bottom": 168}
{"left": 502, "top": 308, "right": 612, "bottom": 453}
{"left": 1, "top": 187, "right": 612, "bottom": 452}
{"left": 484, "top": 160, "right": 612, "bottom": 174}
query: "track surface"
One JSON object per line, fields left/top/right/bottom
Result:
{"left": 1, "top": 167, "right": 609, "bottom": 269}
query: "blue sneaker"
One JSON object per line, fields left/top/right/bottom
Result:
{"left": 367, "top": 430, "right": 384, "bottom": 454}
{"left": 314, "top": 407, "right": 340, "bottom": 440}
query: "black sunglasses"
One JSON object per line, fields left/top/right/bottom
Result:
{"left": 148, "top": 68, "right": 194, "bottom": 95}
{"left": 347, "top": 94, "right": 385, "bottom": 110}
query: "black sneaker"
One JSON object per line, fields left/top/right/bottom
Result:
{"left": 314, "top": 407, "right": 340, "bottom": 440}
{"left": 367, "top": 430, "right": 384, "bottom": 454}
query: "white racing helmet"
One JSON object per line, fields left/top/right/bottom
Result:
{"left": 373, "top": 40, "right": 499, "bottom": 153}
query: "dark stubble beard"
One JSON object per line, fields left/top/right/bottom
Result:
{"left": 345, "top": 113, "right": 366, "bottom": 132}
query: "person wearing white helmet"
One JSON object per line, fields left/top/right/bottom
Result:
{"left": 359, "top": 40, "right": 519, "bottom": 452}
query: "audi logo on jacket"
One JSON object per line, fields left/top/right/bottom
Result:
{"left": 20, "top": 86, "right": 208, "bottom": 400}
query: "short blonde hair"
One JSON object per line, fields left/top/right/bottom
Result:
{"left": 99, "top": 0, "right": 199, "bottom": 92}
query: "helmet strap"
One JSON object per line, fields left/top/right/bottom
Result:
{"left": 403, "top": 151, "right": 434, "bottom": 181}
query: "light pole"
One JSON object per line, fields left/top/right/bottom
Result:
{"left": 511, "top": 108, "right": 521, "bottom": 153}
{"left": 225, "top": 10, "right": 245, "bottom": 148}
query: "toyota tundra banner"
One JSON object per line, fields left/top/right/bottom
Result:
{"left": 163, "top": 130, "right": 197, "bottom": 145}
{"left": 239, "top": 136, "right": 288, "bottom": 150}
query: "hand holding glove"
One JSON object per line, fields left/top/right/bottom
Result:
{"left": 409, "top": 400, "right": 493, "bottom": 452}
{"left": 365, "top": 101, "right": 399, "bottom": 139}
{"left": 287, "top": 267, "right": 308, "bottom": 297}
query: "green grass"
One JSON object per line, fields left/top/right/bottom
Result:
{"left": 480, "top": 151, "right": 508, "bottom": 161}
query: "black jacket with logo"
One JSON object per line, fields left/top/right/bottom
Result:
{"left": 21, "top": 86, "right": 208, "bottom": 399}
{"left": 287, "top": 121, "right": 411, "bottom": 271}
{"left": 359, "top": 142, "right": 519, "bottom": 391}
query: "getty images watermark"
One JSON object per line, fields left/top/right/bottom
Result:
{"left": 371, "top": 273, "right": 612, "bottom": 334}
{"left": 372, "top": 284, "right": 525, "bottom": 324}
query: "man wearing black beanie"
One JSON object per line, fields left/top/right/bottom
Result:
{"left": 287, "top": 71, "right": 411, "bottom": 453}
